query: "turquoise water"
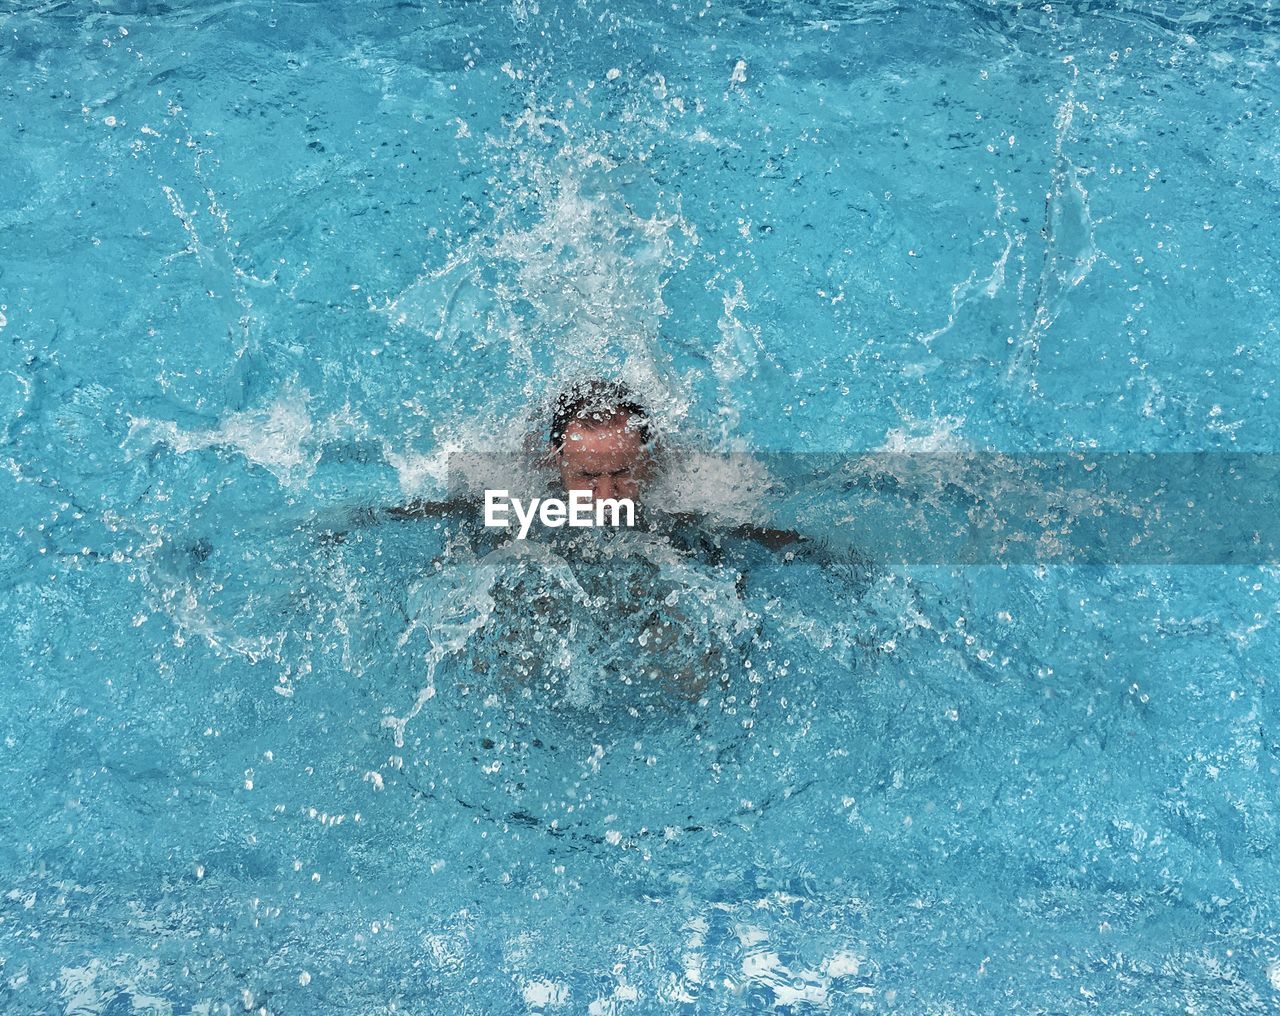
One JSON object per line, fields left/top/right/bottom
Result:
{"left": 4, "top": 0, "right": 1280, "bottom": 1012}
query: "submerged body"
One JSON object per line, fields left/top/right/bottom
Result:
{"left": 368, "top": 380, "right": 856, "bottom": 707}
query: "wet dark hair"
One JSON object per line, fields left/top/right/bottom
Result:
{"left": 548, "top": 378, "right": 652, "bottom": 451}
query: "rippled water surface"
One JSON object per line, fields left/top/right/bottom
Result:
{"left": 3, "top": 0, "right": 1280, "bottom": 1012}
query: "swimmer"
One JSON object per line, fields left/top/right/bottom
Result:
{"left": 382, "top": 377, "right": 814, "bottom": 555}
{"left": 319, "top": 379, "right": 868, "bottom": 705}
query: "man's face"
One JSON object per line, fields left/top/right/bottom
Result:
{"left": 556, "top": 412, "right": 649, "bottom": 503}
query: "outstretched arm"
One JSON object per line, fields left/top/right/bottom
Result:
{"left": 728, "top": 523, "right": 807, "bottom": 552}
{"left": 383, "top": 498, "right": 470, "bottom": 521}
{"left": 726, "top": 522, "right": 875, "bottom": 578}
{"left": 316, "top": 497, "right": 472, "bottom": 545}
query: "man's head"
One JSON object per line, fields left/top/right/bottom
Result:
{"left": 549, "top": 380, "right": 653, "bottom": 503}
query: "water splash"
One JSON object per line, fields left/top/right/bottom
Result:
{"left": 126, "top": 391, "right": 319, "bottom": 487}
{"left": 381, "top": 116, "right": 698, "bottom": 430}
{"left": 916, "top": 183, "right": 1019, "bottom": 349}
{"left": 1006, "top": 61, "right": 1101, "bottom": 387}
{"left": 386, "top": 531, "right": 754, "bottom": 746}
{"left": 711, "top": 278, "right": 764, "bottom": 444}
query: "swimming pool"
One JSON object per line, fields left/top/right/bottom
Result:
{"left": 3, "top": 0, "right": 1280, "bottom": 1011}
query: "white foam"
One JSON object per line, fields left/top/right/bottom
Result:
{"left": 648, "top": 451, "right": 769, "bottom": 527}
{"left": 521, "top": 978, "right": 571, "bottom": 1008}
{"left": 380, "top": 442, "right": 454, "bottom": 500}
{"left": 737, "top": 924, "right": 830, "bottom": 1007}
{"left": 823, "top": 949, "right": 863, "bottom": 978}
{"left": 380, "top": 117, "right": 694, "bottom": 421}
{"left": 877, "top": 414, "right": 969, "bottom": 454}
{"left": 128, "top": 393, "right": 318, "bottom": 486}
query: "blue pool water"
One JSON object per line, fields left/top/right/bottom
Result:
{"left": 4, "top": 0, "right": 1280, "bottom": 1012}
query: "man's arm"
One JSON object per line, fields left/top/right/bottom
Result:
{"left": 383, "top": 498, "right": 470, "bottom": 521}
{"left": 662, "top": 511, "right": 868, "bottom": 571}
{"left": 724, "top": 522, "right": 875, "bottom": 580}
{"left": 728, "top": 523, "right": 806, "bottom": 552}
{"left": 316, "top": 497, "right": 471, "bottom": 544}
